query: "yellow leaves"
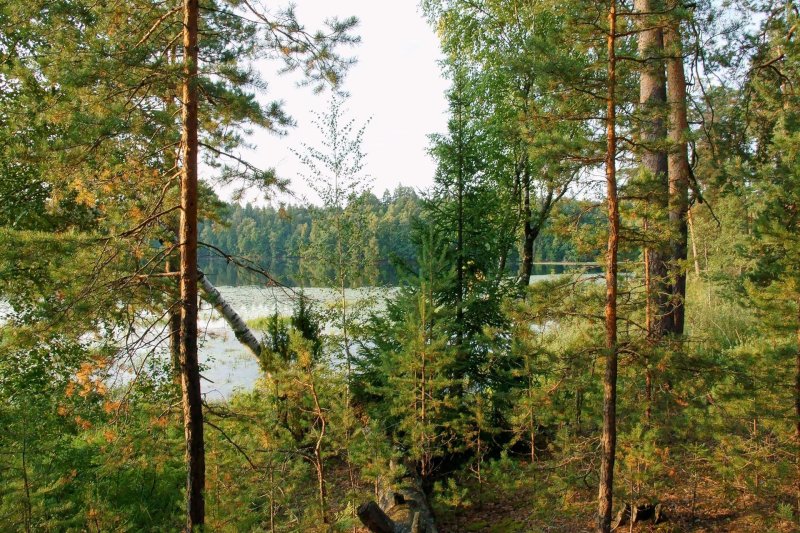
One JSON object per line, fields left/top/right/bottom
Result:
{"left": 70, "top": 178, "right": 97, "bottom": 206}
{"left": 67, "top": 357, "right": 110, "bottom": 399}
{"left": 57, "top": 404, "right": 69, "bottom": 416}
{"left": 103, "top": 429, "right": 116, "bottom": 443}
{"left": 128, "top": 205, "right": 144, "bottom": 221}
{"left": 75, "top": 416, "right": 92, "bottom": 430}
{"left": 298, "top": 348, "right": 312, "bottom": 370}
{"left": 76, "top": 362, "right": 97, "bottom": 397}
{"left": 151, "top": 416, "right": 169, "bottom": 429}
{"left": 103, "top": 400, "right": 122, "bottom": 414}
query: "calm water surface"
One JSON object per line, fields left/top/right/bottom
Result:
{"left": 0, "top": 267, "right": 601, "bottom": 399}
{"left": 198, "top": 271, "right": 602, "bottom": 398}
{"left": 197, "top": 286, "right": 391, "bottom": 399}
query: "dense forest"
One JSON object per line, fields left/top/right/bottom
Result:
{"left": 198, "top": 190, "right": 599, "bottom": 286}
{"left": 1, "top": 1, "right": 800, "bottom": 532}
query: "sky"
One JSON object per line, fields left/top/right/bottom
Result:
{"left": 226, "top": 1, "right": 450, "bottom": 206}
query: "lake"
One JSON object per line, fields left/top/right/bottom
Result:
{"left": 196, "top": 266, "right": 604, "bottom": 398}
{"left": 196, "top": 285, "right": 390, "bottom": 399}
{"left": 0, "top": 265, "right": 603, "bottom": 399}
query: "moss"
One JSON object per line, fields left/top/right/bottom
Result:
{"left": 493, "top": 517, "right": 526, "bottom": 533}
{"left": 464, "top": 520, "right": 489, "bottom": 531}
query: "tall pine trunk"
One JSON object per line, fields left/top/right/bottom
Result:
{"left": 456, "top": 102, "right": 465, "bottom": 348}
{"left": 636, "top": 0, "right": 670, "bottom": 342}
{"left": 180, "top": 0, "right": 205, "bottom": 528}
{"left": 796, "top": 300, "right": 800, "bottom": 513}
{"left": 598, "top": 2, "right": 619, "bottom": 530}
{"left": 665, "top": 7, "right": 690, "bottom": 336}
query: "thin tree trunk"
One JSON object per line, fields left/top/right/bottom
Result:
{"left": 796, "top": 300, "right": 800, "bottom": 513}
{"left": 420, "top": 293, "right": 430, "bottom": 478}
{"left": 598, "top": 2, "right": 619, "bottom": 531}
{"left": 518, "top": 180, "right": 558, "bottom": 290}
{"left": 180, "top": 0, "right": 205, "bottom": 528}
{"left": 308, "top": 376, "right": 328, "bottom": 522}
{"left": 198, "top": 272, "right": 262, "bottom": 358}
{"left": 22, "top": 432, "right": 32, "bottom": 533}
{"left": 168, "top": 257, "right": 182, "bottom": 378}
{"left": 519, "top": 167, "right": 533, "bottom": 287}
{"left": 456, "top": 104, "right": 464, "bottom": 347}
{"left": 635, "top": 0, "right": 670, "bottom": 342}
{"left": 688, "top": 205, "right": 701, "bottom": 277}
{"left": 665, "top": 8, "right": 690, "bottom": 336}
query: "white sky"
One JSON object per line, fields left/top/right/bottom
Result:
{"left": 225, "top": 1, "right": 450, "bottom": 206}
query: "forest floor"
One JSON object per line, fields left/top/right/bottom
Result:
{"left": 351, "top": 459, "right": 799, "bottom": 533}
{"left": 432, "top": 485, "right": 798, "bottom": 532}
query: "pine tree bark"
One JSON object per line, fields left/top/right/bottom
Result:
{"left": 456, "top": 100, "right": 465, "bottom": 347}
{"left": 636, "top": 0, "right": 670, "bottom": 341}
{"left": 796, "top": 300, "right": 800, "bottom": 512}
{"left": 665, "top": 8, "right": 690, "bottom": 336}
{"left": 598, "top": 2, "right": 619, "bottom": 531}
{"left": 180, "top": 0, "right": 205, "bottom": 528}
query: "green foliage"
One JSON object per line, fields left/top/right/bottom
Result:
{"left": 3, "top": 0, "right": 800, "bottom": 531}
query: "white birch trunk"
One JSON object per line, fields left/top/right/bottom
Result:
{"left": 198, "top": 272, "right": 262, "bottom": 357}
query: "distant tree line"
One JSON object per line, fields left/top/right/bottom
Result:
{"left": 199, "top": 186, "right": 603, "bottom": 286}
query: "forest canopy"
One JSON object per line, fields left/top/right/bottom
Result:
{"left": 1, "top": 1, "right": 799, "bottom": 532}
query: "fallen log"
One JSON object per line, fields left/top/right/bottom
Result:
{"left": 357, "top": 473, "right": 437, "bottom": 533}
{"left": 358, "top": 501, "right": 395, "bottom": 533}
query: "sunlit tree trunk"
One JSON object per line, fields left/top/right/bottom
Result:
{"left": 796, "top": 300, "right": 800, "bottom": 513}
{"left": 665, "top": 7, "right": 690, "bottom": 336}
{"left": 636, "top": 0, "right": 670, "bottom": 344}
{"left": 180, "top": 0, "right": 205, "bottom": 528}
{"left": 598, "top": 2, "right": 619, "bottom": 531}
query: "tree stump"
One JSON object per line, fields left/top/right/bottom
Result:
{"left": 357, "top": 475, "right": 437, "bottom": 533}
{"left": 611, "top": 502, "right": 667, "bottom": 530}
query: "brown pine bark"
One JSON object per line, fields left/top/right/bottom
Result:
{"left": 796, "top": 301, "right": 800, "bottom": 512}
{"left": 664, "top": 8, "right": 690, "bottom": 336}
{"left": 180, "top": 0, "right": 205, "bottom": 528}
{"left": 635, "top": 0, "right": 671, "bottom": 342}
{"left": 598, "top": 2, "right": 619, "bottom": 531}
